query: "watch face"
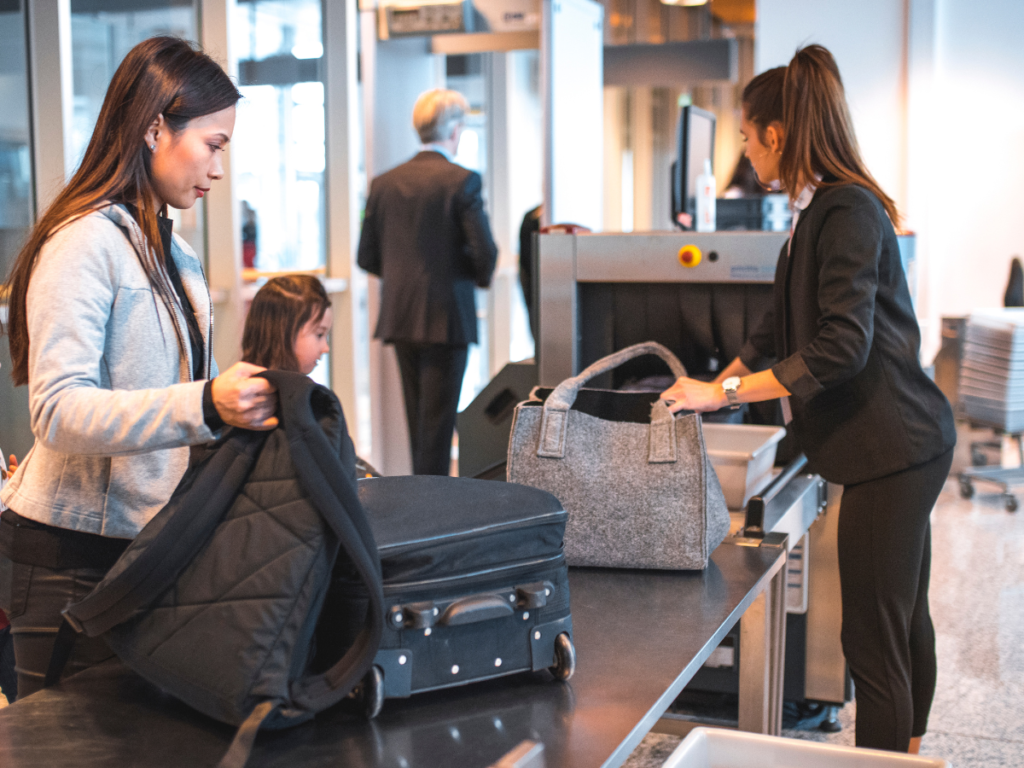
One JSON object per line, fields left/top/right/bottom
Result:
{"left": 723, "top": 376, "right": 741, "bottom": 392}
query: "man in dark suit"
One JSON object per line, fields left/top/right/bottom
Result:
{"left": 357, "top": 89, "right": 498, "bottom": 475}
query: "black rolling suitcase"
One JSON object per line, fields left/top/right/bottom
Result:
{"left": 353, "top": 475, "right": 575, "bottom": 715}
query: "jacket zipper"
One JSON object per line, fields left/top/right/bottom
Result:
{"left": 197, "top": 258, "right": 214, "bottom": 380}
{"left": 115, "top": 205, "right": 192, "bottom": 379}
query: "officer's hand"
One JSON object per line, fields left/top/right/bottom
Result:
{"left": 660, "top": 377, "right": 726, "bottom": 414}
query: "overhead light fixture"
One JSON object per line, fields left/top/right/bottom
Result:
{"left": 659, "top": 0, "right": 708, "bottom": 6}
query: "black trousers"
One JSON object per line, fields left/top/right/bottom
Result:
{"left": 0, "top": 510, "right": 128, "bottom": 699}
{"left": 393, "top": 341, "right": 468, "bottom": 476}
{"left": 838, "top": 447, "right": 953, "bottom": 751}
{"left": 0, "top": 624, "right": 16, "bottom": 701}
{"left": 0, "top": 554, "right": 115, "bottom": 699}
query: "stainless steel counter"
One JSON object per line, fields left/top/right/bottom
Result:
{"left": 0, "top": 540, "right": 787, "bottom": 768}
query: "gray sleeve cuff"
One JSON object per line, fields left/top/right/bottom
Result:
{"left": 772, "top": 352, "right": 824, "bottom": 401}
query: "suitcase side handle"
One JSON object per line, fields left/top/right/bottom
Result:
{"left": 440, "top": 594, "right": 515, "bottom": 626}
{"left": 390, "top": 581, "right": 556, "bottom": 630}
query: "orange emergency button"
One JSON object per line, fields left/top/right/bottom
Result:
{"left": 678, "top": 245, "right": 702, "bottom": 268}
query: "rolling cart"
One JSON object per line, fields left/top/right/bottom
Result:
{"left": 956, "top": 309, "right": 1024, "bottom": 511}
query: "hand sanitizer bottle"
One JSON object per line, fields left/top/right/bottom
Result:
{"left": 695, "top": 158, "right": 716, "bottom": 232}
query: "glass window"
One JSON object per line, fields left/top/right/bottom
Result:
{"left": 0, "top": 0, "right": 35, "bottom": 460}
{"left": 232, "top": 0, "right": 325, "bottom": 276}
{"left": 69, "top": 0, "right": 201, "bottom": 256}
{"left": 0, "top": 0, "right": 33, "bottom": 280}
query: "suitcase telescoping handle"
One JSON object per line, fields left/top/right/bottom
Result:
{"left": 536, "top": 342, "right": 688, "bottom": 463}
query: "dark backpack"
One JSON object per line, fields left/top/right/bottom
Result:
{"left": 52, "top": 371, "right": 385, "bottom": 768}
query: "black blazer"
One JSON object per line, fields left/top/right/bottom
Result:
{"left": 740, "top": 184, "right": 955, "bottom": 485}
{"left": 357, "top": 151, "right": 498, "bottom": 346}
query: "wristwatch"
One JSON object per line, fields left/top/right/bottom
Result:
{"left": 722, "top": 376, "right": 742, "bottom": 409}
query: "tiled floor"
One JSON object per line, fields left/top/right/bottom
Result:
{"left": 625, "top": 434, "right": 1024, "bottom": 767}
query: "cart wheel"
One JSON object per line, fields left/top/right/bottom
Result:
{"left": 354, "top": 665, "right": 384, "bottom": 719}
{"left": 1005, "top": 494, "right": 1018, "bottom": 513}
{"left": 959, "top": 478, "right": 974, "bottom": 499}
{"left": 550, "top": 633, "right": 576, "bottom": 682}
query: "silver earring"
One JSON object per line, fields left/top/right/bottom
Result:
{"left": 149, "top": 144, "right": 156, "bottom": 152}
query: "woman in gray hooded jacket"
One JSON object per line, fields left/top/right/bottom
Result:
{"left": 0, "top": 37, "right": 278, "bottom": 698}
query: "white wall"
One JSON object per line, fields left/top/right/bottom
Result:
{"left": 756, "top": 0, "right": 908, "bottom": 213}
{"left": 543, "top": 0, "right": 604, "bottom": 230}
{"left": 373, "top": 38, "right": 444, "bottom": 176}
{"left": 756, "top": 0, "right": 1024, "bottom": 359}
{"left": 921, "top": 0, "right": 1024, "bottom": 322}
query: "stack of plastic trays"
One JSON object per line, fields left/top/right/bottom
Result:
{"left": 959, "top": 309, "right": 1024, "bottom": 433}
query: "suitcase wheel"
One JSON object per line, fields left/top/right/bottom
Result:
{"left": 354, "top": 665, "right": 385, "bottom": 719}
{"left": 549, "top": 632, "right": 576, "bottom": 682}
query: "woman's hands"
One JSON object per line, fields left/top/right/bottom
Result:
{"left": 660, "top": 357, "right": 791, "bottom": 415}
{"left": 660, "top": 378, "right": 726, "bottom": 414}
{"left": 211, "top": 362, "right": 279, "bottom": 430}
{"left": 1, "top": 455, "right": 16, "bottom": 480}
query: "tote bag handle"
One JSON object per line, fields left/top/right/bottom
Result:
{"left": 537, "top": 342, "right": 688, "bottom": 462}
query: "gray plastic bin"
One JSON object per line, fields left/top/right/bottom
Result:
{"left": 663, "top": 728, "right": 950, "bottom": 768}
{"left": 703, "top": 425, "right": 786, "bottom": 509}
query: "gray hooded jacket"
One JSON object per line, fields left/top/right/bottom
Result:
{"left": 1, "top": 204, "right": 219, "bottom": 538}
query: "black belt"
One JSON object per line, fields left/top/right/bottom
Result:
{"left": 0, "top": 509, "right": 130, "bottom": 571}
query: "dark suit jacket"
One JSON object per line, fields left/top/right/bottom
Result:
{"left": 740, "top": 184, "right": 955, "bottom": 485}
{"left": 518, "top": 204, "right": 542, "bottom": 341}
{"left": 357, "top": 151, "right": 498, "bottom": 346}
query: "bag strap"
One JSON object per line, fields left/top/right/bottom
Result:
{"left": 259, "top": 371, "right": 386, "bottom": 713}
{"left": 537, "top": 342, "right": 687, "bottom": 461}
{"left": 216, "top": 700, "right": 279, "bottom": 768}
{"left": 43, "top": 617, "right": 79, "bottom": 687}
{"left": 61, "top": 430, "right": 267, "bottom": 638}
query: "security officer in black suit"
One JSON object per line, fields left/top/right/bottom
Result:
{"left": 662, "top": 49, "right": 955, "bottom": 755}
{"left": 358, "top": 89, "right": 498, "bottom": 475}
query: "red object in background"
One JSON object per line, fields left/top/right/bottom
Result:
{"left": 0, "top": 610, "right": 8, "bottom": 632}
{"left": 242, "top": 241, "right": 256, "bottom": 269}
{"left": 539, "top": 223, "right": 592, "bottom": 235}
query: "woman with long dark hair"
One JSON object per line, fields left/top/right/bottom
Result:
{"left": 662, "top": 45, "right": 956, "bottom": 753}
{"left": 0, "top": 36, "right": 277, "bottom": 698}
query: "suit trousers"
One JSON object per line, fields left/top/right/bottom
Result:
{"left": 837, "top": 447, "right": 953, "bottom": 752}
{"left": 393, "top": 341, "right": 468, "bottom": 476}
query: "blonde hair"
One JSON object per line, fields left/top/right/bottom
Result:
{"left": 412, "top": 89, "right": 468, "bottom": 144}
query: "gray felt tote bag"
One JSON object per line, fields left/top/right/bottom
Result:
{"left": 507, "top": 342, "right": 730, "bottom": 570}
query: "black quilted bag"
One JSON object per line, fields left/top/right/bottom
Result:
{"left": 52, "top": 371, "right": 384, "bottom": 768}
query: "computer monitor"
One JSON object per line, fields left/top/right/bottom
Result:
{"left": 672, "top": 105, "right": 716, "bottom": 230}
